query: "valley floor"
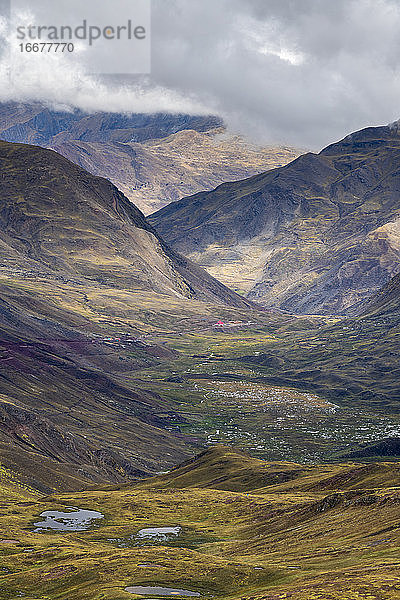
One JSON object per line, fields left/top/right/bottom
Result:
{"left": 128, "top": 319, "right": 400, "bottom": 463}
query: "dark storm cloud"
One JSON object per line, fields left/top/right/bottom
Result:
{"left": 151, "top": 0, "right": 400, "bottom": 147}
{"left": 2, "top": 0, "right": 400, "bottom": 148}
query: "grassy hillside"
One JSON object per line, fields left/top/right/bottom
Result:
{"left": 118, "top": 278, "right": 400, "bottom": 461}
{"left": 360, "top": 272, "right": 400, "bottom": 318}
{"left": 0, "top": 447, "right": 399, "bottom": 600}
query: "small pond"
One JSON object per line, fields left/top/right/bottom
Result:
{"left": 125, "top": 586, "right": 200, "bottom": 597}
{"left": 34, "top": 507, "right": 104, "bottom": 532}
{"left": 137, "top": 527, "right": 181, "bottom": 540}
{"left": 108, "top": 526, "right": 183, "bottom": 548}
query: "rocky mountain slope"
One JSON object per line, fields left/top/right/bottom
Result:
{"left": 150, "top": 123, "right": 400, "bottom": 315}
{"left": 0, "top": 140, "right": 268, "bottom": 491}
{"left": 2, "top": 126, "right": 400, "bottom": 495}
{"left": 0, "top": 102, "right": 301, "bottom": 214}
{"left": 360, "top": 271, "right": 400, "bottom": 319}
{"left": 51, "top": 130, "right": 301, "bottom": 215}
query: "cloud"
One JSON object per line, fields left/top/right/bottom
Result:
{"left": 1, "top": 0, "right": 400, "bottom": 148}
{"left": 151, "top": 0, "right": 400, "bottom": 148}
{"left": 0, "top": 3, "right": 210, "bottom": 116}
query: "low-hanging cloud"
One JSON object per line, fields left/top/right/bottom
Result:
{"left": 1, "top": 0, "right": 400, "bottom": 149}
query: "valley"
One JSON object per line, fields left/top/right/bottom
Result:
{"left": 0, "top": 114, "right": 399, "bottom": 600}
{"left": 0, "top": 167, "right": 399, "bottom": 493}
{"left": 124, "top": 321, "right": 400, "bottom": 464}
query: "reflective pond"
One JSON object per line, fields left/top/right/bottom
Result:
{"left": 125, "top": 586, "right": 200, "bottom": 596}
{"left": 34, "top": 508, "right": 104, "bottom": 532}
{"left": 108, "top": 525, "right": 183, "bottom": 548}
{"left": 137, "top": 526, "right": 181, "bottom": 540}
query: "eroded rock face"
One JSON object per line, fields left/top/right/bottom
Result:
{"left": 150, "top": 123, "right": 400, "bottom": 315}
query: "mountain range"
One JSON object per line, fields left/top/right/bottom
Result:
{"left": 0, "top": 102, "right": 301, "bottom": 214}
{"left": 0, "top": 138, "right": 266, "bottom": 491}
{"left": 150, "top": 123, "right": 400, "bottom": 315}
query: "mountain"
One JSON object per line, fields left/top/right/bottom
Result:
{"left": 0, "top": 140, "right": 254, "bottom": 308}
{"left": 2, "top": 124, "right": 399, "bottom": 494}
{"left": 0, "top": 102, "right": 302, "bottom": 214}
{"left": 0, "top": 104, "right": 222, "bottom": 145}
{"left": 0, "top": 139, "right": 266, "bottom": 491}
{"left": 149, "top": 123, "right": 400, "bottom": 315}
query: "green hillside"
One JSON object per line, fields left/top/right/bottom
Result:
{"left": 0, "top": 447, "right": 399, "bottom": 600}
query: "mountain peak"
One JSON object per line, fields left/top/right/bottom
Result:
{"left": 0, "top": 139, "right": 254, "bottom": 308}
{"left": 149, "top": 121, "right": 400, "bottom": 315}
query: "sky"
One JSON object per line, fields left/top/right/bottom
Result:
{"left": 1, "top": 0, "right": 400, "bottom": 149}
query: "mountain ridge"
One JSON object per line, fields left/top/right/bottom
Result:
{"left": 149, "top": 122, "right": 400, "bottom": 315}
{"left": 0, "top": 102, "right": 302, "bottom": 214}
